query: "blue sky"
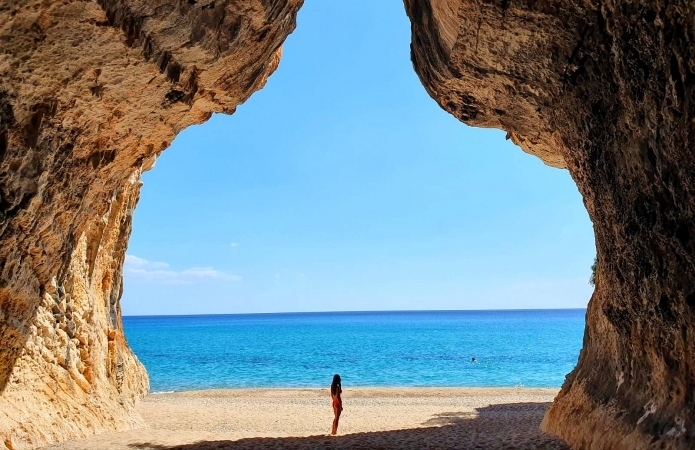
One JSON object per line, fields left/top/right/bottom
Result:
{"left": 121, "top": 0, "right": 595, "bottom": 316}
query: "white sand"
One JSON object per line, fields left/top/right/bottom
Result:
{"left": 45, "top": 388, "right": 568, "bottom": 449}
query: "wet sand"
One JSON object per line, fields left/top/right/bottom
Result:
{"left": 46, "top": 388, "right": 568, "bottom": 449}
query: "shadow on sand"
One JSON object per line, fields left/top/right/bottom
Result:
{"left": 129, "top": 402, "right": 569, "bottom": 449}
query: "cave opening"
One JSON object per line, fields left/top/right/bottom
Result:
{"left": 119, "top": 0, "right": 594, "bottom": 393}
{"left": 4, "top": 0, "right": 693, "bottom": 447}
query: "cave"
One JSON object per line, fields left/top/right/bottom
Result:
{"left": 0, "top": 0, "right": 694, "bottom": 449}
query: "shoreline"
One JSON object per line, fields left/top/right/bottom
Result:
{"left": 148, "top": 385, "right": 560, "bottom": 394}
{"left": 46, "top": 387, "right": 568, "bottom": 449}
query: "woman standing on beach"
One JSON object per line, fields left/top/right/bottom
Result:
{"left": 330, "top": 374, "right": 343, "bottom": 435}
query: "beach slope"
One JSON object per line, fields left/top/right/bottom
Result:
{"left": 45, "top": 388, "right": 567, "bottom": 449}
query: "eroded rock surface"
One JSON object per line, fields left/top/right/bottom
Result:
{"left": 0, "top": 1, "right": 301, "bottom": 448}
{"left": 405, "top": 0, "right": 695, "bottom": 448}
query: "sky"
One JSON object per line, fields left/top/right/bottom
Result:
{"left": 121, "top": 0, "right": 596, "bottom": 316}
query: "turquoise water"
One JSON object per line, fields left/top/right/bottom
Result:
{"left": 123, "top": 310, "right": 585, "bottom": 393}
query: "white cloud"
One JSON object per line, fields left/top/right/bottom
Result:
{"left": 125, "top": 254, "right": 170, "bottom": 270}
{"left": 230, "top": 243, "right": 239, "bottom": 247}
{"left": 124, "top": 254, "right": 241, "bottom": 284}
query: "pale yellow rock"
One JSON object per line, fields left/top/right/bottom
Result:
{"left": 0, "top": 1, "right": 303, "bottom": 448}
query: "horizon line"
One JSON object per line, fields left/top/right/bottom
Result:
{"left": 123, "top": 307, "right": 587, "bottom": 318}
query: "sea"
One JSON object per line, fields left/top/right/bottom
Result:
{"left": 123, "top": 309, "right": 585, "bottom": 393}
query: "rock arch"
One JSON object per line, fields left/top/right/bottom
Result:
{"left": 1, "top": 0, "right": 693, "bottom": 448}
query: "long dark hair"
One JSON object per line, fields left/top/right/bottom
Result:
{"left": 331, "top": 374, "right": 341, "bottom": 395}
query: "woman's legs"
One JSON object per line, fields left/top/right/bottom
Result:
{"left": 332, "top": 404, "right": 341, "bottom": 434}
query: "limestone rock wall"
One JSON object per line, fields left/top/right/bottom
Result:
{"left": 405, "top": 0, "right": 695, "bottom": 448}
{"left": 0, "top": 0, "right": 302, "bottom": 448}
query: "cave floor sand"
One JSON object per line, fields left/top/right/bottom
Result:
{"left": 44, "top": 388, "right": 568, "bottom": 449}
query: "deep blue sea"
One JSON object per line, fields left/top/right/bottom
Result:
{"left": 123, "top": 310, "right": 585, "bottom": 393}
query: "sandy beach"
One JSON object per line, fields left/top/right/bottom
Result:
{"left": 45, "top": 388, "right": 568, "bottom": 449}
